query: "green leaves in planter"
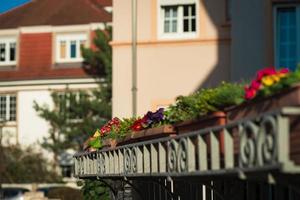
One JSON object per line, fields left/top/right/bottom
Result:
{"left": 208, "top": 82, "right": 245, "bottom": 108}
{"left": 88, "top": 137, "right": 102, "bottom": 149}
{"left": 106, "top": 117, "right": 136, "bottom": 139}
{"left": 165, "top": 82, "right": 244, "bottom": 123}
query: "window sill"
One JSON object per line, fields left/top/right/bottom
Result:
{"left": 53, "top": 62, "right": 83, "bottom": 69}
{"left": 158, "top": 33, "right": 198, "bottom": 41}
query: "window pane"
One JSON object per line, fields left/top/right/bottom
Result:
{"left": 172, "top": 7, "right": 177, "bottom": 17}
{"left": 164, "top": 21, "right": 170, "bottom": 33}
{"left": 60, "top": 41, "right": 66, "bottom": 59}
{"left": 191, "top": 19, "right": 196, "bottom": 31}
{"left": 9, "top": 43, "right": 16, "bottom": 61}
{"left": 172, "top": 20, "right": 177, "bottom": 32}
{"left": 184, "top": 5, "right": 189, "bottom": 16}
{"left": 0, "top": 43, "right": 5, "bottom": 62}
{"left": 9, "top": 96, "right": 16, "bottom": 121}
{"left": 184, "top": 19, "right": 189, "bottom": 32}
{"left": 0, "top": 96, "right": 6, "bottom": 120}
{"left": 276, "top": 7, "right": 297, "bottom": 70}
{"left": 165, "top": 8, "right": 170, "bottom": 18}
{"left": 191, "top": 4, "right": 196, "bottom": 16}
{"left": 70, "top": 41, "right": 77, "bottom": 58}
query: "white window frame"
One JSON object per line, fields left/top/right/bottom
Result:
{"left": 55, "top": 33, "right": 87, "bottom": 63}
{"left": 0, "top": 37, "right": 17, "bottom": 66}
{"left": 0, "top": 94, "right": 17, "bottom": 122}
{"left": 158, "top": 0, "right": 199, "bottom": 40}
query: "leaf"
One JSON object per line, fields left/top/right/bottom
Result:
{"left": 88, "top": 137, "right": 102, "bottom": 149}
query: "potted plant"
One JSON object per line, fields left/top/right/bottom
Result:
{"left": 117, "top": 108, "right": 176, "bottom": 145}
{"left": 226, "top": 67, "right": 300, "bottom": 122}
{"left": 164, "top": 82, "right": 244, "bottom": 153}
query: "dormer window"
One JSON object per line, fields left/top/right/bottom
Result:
{"left": 159, "top": 0, "right": 198, "bottom": 39}
{"left": 55, "top": 33, "right": 87, "bottom": 63}
{"left": 0, "top": 37, "right": 17, "bottom": 66}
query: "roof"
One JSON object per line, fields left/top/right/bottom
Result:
{"left": 0, "top": 0, "right": 112, "bottom": 29}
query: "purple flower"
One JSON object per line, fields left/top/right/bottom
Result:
{"left": 145, "top": 108, "right": 164, "bottom": 126}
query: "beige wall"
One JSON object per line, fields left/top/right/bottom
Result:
{"left": 112, "top": 0, "right": 231, "bottom": 117}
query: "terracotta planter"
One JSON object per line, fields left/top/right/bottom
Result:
{"left": 175, "top": 111, "right": 226, "bottom": 156}
{"left": 83, "top": 137, "right": 97, "bottom": 152}
{"left": 175, "top": 111, "right": 226, "bottom": 134}
{"left": 227, "top": 84, "right": 300, "bottom": 123}
{"left": 117, "top": 125, "right": 176, "bottom": 146}
{"left": 102, "top": 138, "right": 117, "bottom": 149}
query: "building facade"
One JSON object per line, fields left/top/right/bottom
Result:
{"left": 0, "top": 0, "right": 111, "bottom": 148}
{"left": 112, "top": 0, "right": 231, "bottom": 117}
{"left": 112, "top": 0, "right": 300, "bottom": 118}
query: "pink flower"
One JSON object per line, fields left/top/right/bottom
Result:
{"left": 256, "top": 67, "right": 276, "bottom": 81}
{"left": 245, "top": 87, "right": 257, "bottom": 100}
{"left": 279, "top": 68, "right": 289, "bottom": 74}
{"left": 250, "top": 80, "right": 261, "bottom": 90}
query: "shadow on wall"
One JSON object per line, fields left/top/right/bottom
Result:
{"left": 195, "top": 0, "right": 231, "bottom": 90}
{"left": 197, "top": 0, "right": 274, "bottom": 90}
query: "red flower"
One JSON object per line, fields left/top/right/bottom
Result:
{"left": 250, "top": 80, "right": 261, "bottom": 90}
{"left": 279, "top": 68, "right": 289, "bottom": 74}
{"left": 244, "top": 67, "right": 289, "bottom": 101}
{"left": 130, "top": 116, "right": 148, "bottom": 131}
{"left": 256, "top": 67, "right": 276, "bottom": 81}
{"left": 245, "top": 87, "right": 257, "bottom": 100}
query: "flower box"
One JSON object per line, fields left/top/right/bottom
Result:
{"left": 175, "top": 111, "right": 226, "bottom": 156}
{"left": 102, "top": 138, "right": 117, "bottom": 149}
{"left": 227, "top": 84, "right": 300, "bottom": 123}
{"left": 174, "top": 111, "right": 226, "bottom": 134}
{"left": 83, "top": 137, "right": 97, "bottom": 152}
{"left": 117, "top": 124, "right": 176, "bottom": 146}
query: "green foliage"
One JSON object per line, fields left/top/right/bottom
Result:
{"left": 107, "top": 118, "right": 136, "bottom": 139}
{"left": 80, "top": 180, "right": 110, "bottom": 200}
{"left": 0, "top": 146, "right": 61, "bottom": 183}
{"left": 34, "top": 27, "right": 113, "bottom": 199}
{"left": 165, "top": 82, "right": 244, "bottom": 123}
{"left": 88, "top": 136, "right": 102, "bottom": 149}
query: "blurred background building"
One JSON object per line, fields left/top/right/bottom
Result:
{"left": 0, "top": 0, "right": 111, "bottom": 148}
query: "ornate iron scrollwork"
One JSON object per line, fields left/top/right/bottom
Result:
{"left": 240, "top": 121, "right": 259, "bottom": 167}
{"left": 131, "top": 147, "right": 138, "bottom": 173}
{"left": 178, "top": 138, "right": 188, "bottom": 172}
{"left": 97, "top": 152, "right": 105, "bottom": 174}
{"left": 168, "top": 140, "right": 178, "bottom": 172}
{"left": 240, "top": 115, "right": 278, "bottom": 168}
{"left": 124, "top": 148, "right": 131, "bottom": 174}
{"left": 258, "top": 116, "right": 277, "bottom": 165}
{"left": 80, "top": 157, "right": 84, "bottom": 175}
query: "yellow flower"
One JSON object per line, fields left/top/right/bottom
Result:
{"left": 262, "top": 76, "right": 274, "bottom": 86}
{"left": 93, "top": 130, "right": 101, "bottom": 137}
{"left": 262, "top": 72, "right": 287, "bottom": 87}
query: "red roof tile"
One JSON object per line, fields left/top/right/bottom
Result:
{"left": 0, "top": 0, "right": 112, "bottom": 29}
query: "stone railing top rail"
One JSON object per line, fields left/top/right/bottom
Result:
{"left": 74, "top": 107, "right": 300, "bottom": 179}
